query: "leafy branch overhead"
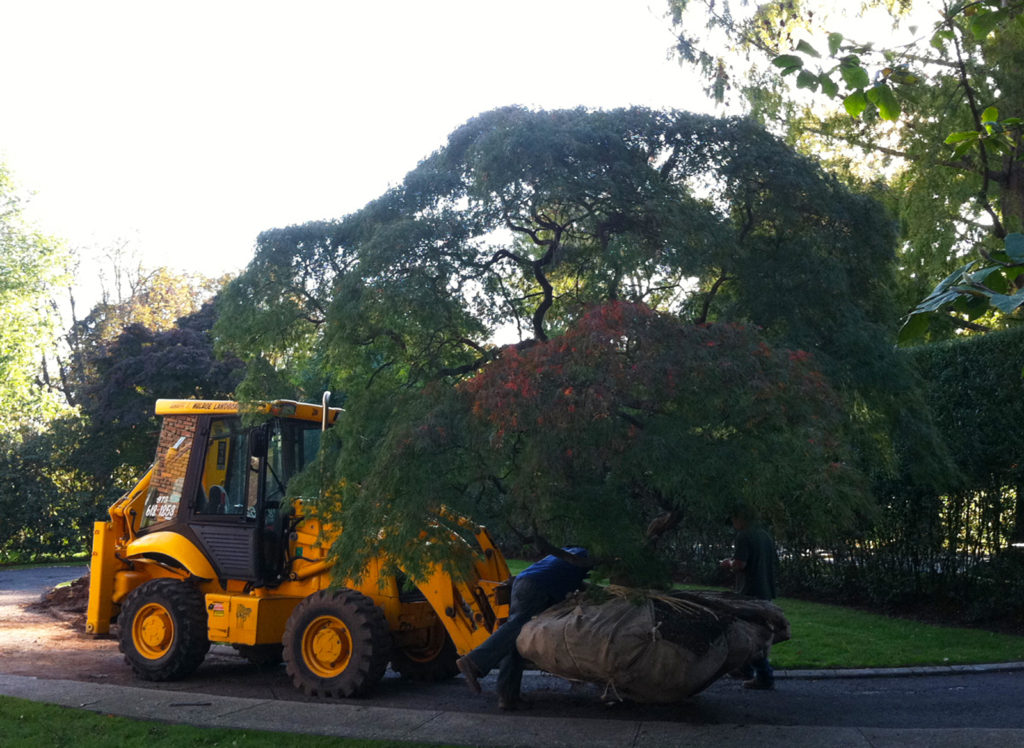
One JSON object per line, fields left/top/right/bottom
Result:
{"left": 900, "top": 232, "right": 1024, "bottom": 342}
{"left": 669, "top": 0, "right": 1024, "bottom": 339}
{"left": 769, "top": 3, "right": 1023, "bottom": 125}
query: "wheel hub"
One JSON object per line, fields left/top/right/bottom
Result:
{"left": 303, "top": 615, "right": 353, "bottom": 677}
{"left": 133, "top": 603, "right": 174, "bottom": 659}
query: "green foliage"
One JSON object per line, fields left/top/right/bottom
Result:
{"left": 0, "top": 302, "right": 243, "bottom": 561}
{"left": 765, "top": 326, "right": 1024, "bottom": 623}
{"left": 0, "top": 414, "right": 99, "bottom": 562}
{"left": 900, "top": 232, "right": 1024, "bottom": 343}
{"left": 0, "top": 164, "right": 68, "bottom": 439}
{"left": 667, "top": 0, "right": 1024, "bottom": 333}
{"left": 906, "top": 325, "right": 1024, "bottom": 544}
{"left": 222, "top": 107, "right": 927, "bottom": 587}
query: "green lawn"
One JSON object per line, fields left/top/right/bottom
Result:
{"left": 770, "top": 595, "right": 1024, "bottom": 669}
{"left": 0, "top": 696, "right": 445, "bottom": 748}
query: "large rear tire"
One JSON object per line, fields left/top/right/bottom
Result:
{"left": 118, "top": 579, "right": 210, "bottom": 681}
{"left": 390, "top": 619, "right": 459, "bottom": 681}
{"left": 283, "top": 589, "right": 391, "bottom": 698}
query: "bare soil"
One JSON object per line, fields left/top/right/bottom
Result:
{"left": 0, "top": 571, "right": 266, "bottom": 692}
{"left": 0, "top": 572, "right": 130, "bottom": 684}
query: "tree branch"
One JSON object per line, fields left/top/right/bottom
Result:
{"left": 697, "top": 271, "right": 733, "bottom": 325}
{"left": 802, "top": 125, "right": 973, "bottom": 172}
{"left": 505, "top": 521, "right": 598, "bottom": 569}
{"left": 645, "top": 509, "right": 683, "bottom": 544}
{"left": 950, "top": 19, "right": 1006, "bottom": 238}
{"left": 530, "top": 226, "right": 562, "bottom": 342}
{"left": 945, "top": 312, "right": 991, "bottom": 333}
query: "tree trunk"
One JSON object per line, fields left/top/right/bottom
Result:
{"left": 1002, "top": 158, "right": 1024, "bottom": 235}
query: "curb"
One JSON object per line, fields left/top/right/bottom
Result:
{"left": 774, "top": 661, "right": 1024, "bottom": 679}
{"left": 516, "top": 661, "right": 1024, "bottom": 681}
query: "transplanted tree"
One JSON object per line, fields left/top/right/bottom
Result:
{"left": 329, "top": 302, "right": 870, "bottom": 584}
{"left": 218, "top": 107, "right": 942, "bottom": 584}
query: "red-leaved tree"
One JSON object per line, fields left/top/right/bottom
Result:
{"left": 331, "top": 302, "right": 871, "bottom": 585}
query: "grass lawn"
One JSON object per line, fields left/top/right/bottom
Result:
{"left": 0, "top": 557, "right": 88, "bottom": 570}
{"left": 0, "top": 695, "right": 447, "bottom": 748}
{"left": 770, "top": 594, "right": 1024, "bottom": 669}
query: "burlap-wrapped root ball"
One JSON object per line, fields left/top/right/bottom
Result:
{"left": 517, "top": 588, "right": 790, "bottom": 703}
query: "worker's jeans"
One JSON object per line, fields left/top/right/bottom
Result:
{"left": 465, "top": 576, "right": 557, "bottom": 702}
{"left": 751, "top": 654, "right": 774, "bottom": 685}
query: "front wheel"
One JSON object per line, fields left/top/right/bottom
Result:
{"left": 117, "top": 579, "right": 210, "bottom": 681}
{"left": 283, "top": 589, "right": 391, "bottom": 698}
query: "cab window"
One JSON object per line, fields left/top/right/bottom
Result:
{"left": 264, "top": 420, "right": 322, "bottom": 496}
{"left": 195, "top": 418, "right": 256, "bottom": 517}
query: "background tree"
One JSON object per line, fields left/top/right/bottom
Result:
{"left": 220, "top": 107, "right": 941, "bottom": 583}
{"left": 0, "top": 299, "right": 244, "bottom": 561}
{"left": 0, "top": 213, "right": 240, "bottom": 560}
{"left": 0, "top": 164, "right": 68, "bottom": 439}
{"left": 667, "top": 0, "right": 1024, "bottom": 337}
{"left": 73, "top": 301, "right": 245, "bottom": 490}
{"left": 60, "top": 257, "right": 229, "bottom": 407}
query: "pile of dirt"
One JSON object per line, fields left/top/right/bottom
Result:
{"left": 27, "top": 573, "right": 90, "bottom": 625}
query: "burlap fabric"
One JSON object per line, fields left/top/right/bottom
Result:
{"left": 516, "top": 589, "right": 790, "bottom": 703}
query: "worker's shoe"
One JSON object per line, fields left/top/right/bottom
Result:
{"left": 498, "top": 695, "right": 532, "bottom": 711}
{"left": 457, "top": 656, "right": 482, "bottom": 694}
{"left": 742, "top": 678, "right": 774, "bottom": 690}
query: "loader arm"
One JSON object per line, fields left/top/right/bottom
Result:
{"left": 413, "top": 510, "right": 512, "bottom": 654}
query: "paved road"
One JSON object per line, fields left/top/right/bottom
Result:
{"left": 0, "top": 564, "right": 88, "bottom": 605}
{"left": 52, "top": 653, "right": 1023, "bottom": 730}
{"left": 4, "top": 564, "right": 1024, "bottom": 745}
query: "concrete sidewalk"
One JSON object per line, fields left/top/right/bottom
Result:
{"left": 3, "top": 672, "right": 1024, "bottom": 747}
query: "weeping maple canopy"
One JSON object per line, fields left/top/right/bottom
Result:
{"left": 326, "top": 303, "right": 868, "bottom": 584}
{"left": 217, "top": 107, "right": 941, "bottom": 583}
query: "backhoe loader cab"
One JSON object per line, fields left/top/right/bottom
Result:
{"left": 87, "top": 398, "right": 511, "bottom": 697}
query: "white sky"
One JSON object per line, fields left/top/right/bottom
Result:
{"left": 0, "top": 0, "right": 714, "bottom": 296}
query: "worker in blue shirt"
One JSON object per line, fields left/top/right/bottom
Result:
{"left": 457, "top": 546, "right": 591, "bottom": 710}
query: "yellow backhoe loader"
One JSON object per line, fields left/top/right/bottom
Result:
{"left": 86, "top": 396, "right": 511, "bottom": 697}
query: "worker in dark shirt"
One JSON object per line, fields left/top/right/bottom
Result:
{"left": 721, "top": 504, "right": 778, "bottom": 689}
{"left": 457, "top": 546, "right": 591, "bottom": 710}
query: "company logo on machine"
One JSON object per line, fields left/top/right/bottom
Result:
{"left": 237, "top": 604, "right": 253, "bottom": 625}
